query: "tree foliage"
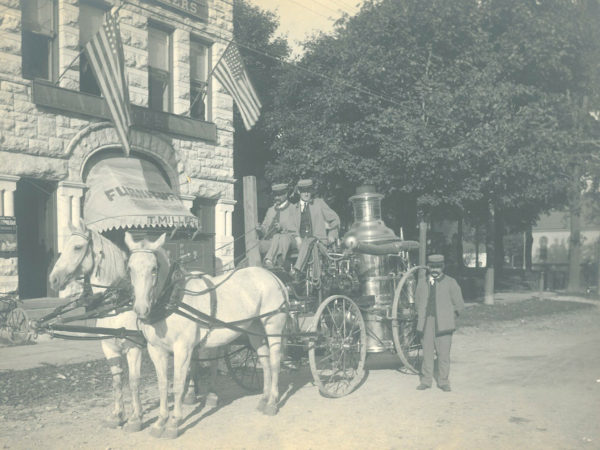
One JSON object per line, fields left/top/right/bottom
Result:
{"left": 263, "top": 0, "right": 600, "bottom": 239}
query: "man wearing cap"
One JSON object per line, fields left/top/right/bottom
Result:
{"left": 258, "top": 183, "right": 298, "bottom": 268}
{"left": 415, "top": 254, "right": 465, "bottom": 392}
{"left": 292, "top": 179, "right": 340, "bottom": 277}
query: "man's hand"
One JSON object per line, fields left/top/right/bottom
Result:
{"left": 327, "top": 234, "right": 336, "bottom": 244}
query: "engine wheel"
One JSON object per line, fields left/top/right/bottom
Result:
{"left": 308, "top": 295, "right": 367, "bottom": 397}
{"left": 224, "top": 341, "right": 263, "bottom": 393}
{"left": 392, "top": 266, "right": 425, "bottom": 374}
{"left": 7, "top": 307, "right": 30, "bottom": 344}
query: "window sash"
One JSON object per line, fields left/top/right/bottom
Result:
{"left": 149, "top": 28, "right": 170, "bottom": 71}
{"left": 22, "top": 0, "right": 54, "bottom": 36}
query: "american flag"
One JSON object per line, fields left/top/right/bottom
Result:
{"left": 214, "top": 43, "right": 262, "bottom": 130}
{"left": 84, "top": 13, "right": 132, "bottom": 156}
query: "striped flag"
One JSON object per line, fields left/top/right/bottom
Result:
{"left": 214, "top": 43, "right": 262, "bottom": 130}
{"left": 84, "top": 13, "right": 132, "bottom": 156}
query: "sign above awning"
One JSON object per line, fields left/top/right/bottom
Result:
{"left": 84, "top": 157, "right": 200, "bottom": 232}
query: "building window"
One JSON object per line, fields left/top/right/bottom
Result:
{"left": 148, "top": 25, "right": 172, "bottom": 112}
{"left": 21, "top": 0, "right": 56, "bottom": 80}
{"left": 79, "top": 2, "right": 107, "bottom": 95}
{"left": 190, "top": 38, "right": 211, "bottom": 120}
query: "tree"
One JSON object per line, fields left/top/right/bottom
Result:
{"left": 231, "top": 0, "right": 291, "bottom": 255}
{"left": 265, "top": 0, "right": 577, "bottom": 259}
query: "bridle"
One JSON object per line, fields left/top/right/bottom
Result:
{"left": 129, "top": 248, "right": 173, "bottom": 313}
{"left": 69, "top": 230, "right": 93, "bottom": 279}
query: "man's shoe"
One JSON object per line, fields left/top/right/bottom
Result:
{"left": 416, "top": 384, "right": 431, "bottom": 390}
{"left": 439, "top": 385, "right": 451, "bottom": 392}
{"left": 263, "top": 259, "right": 274, "bottom": 269}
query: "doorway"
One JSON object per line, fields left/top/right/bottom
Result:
{"left": 15, "top": 178, "right": 57, "bottom": 299}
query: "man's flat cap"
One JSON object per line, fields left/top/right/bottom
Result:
{"left": 427, "top": 254, "right": 445, "bottom": 264}
{"left": 297, "top": 179, "right": 314, "bottom": 189}
{"left": 271, "top": 183, "right": 288, "bottom": 193}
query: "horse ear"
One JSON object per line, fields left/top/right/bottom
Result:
{"left": 150, "top": 232, "right": 167, "bottom": 250}
{"left": 124, "top": 231, "right": 137, "bottom": 250}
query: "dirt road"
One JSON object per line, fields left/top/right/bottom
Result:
{"left": 2, "top": 305, "right": 599, "bottom": 449}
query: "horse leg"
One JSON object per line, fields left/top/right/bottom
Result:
{"left": 249, "top": 323, "right": 271, "bottom": 413}
{"left": 123, "top": 344, "right": 143, "bottom": 432}
{"left": 262, "top": 312, "right": 287, "bottom": 416}
{"left": 183, "top": 356, "right": 199, "bottom": 405}
{"left": 101, "top": 341, "right": 126, "bottom": 428}
{"left": 205, "top": 352, "right": 219, "bottom": 408}
{"left": 147, "top": 344, "right": 169, "bottom": 438}
{"left": 164, "top": 342, "right": 193, "bottom": 439}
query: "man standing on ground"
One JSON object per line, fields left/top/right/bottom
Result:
{"left": 415, "top": 254, "right": 465, "bottom": 392}
{"left": 292, "top": 179, "right": 340, "bottom": 277}
{"left": 257, "top": 183, "right": 297, "bottom": 268}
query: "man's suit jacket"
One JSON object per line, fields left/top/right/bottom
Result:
{"left": 415, "top": 274, "right": 465, "bottom": 334}
{"left": 259, "top": 201, "right": 297, "bottom": 237}
{"left": 293, "top": 198, "right": 340, "bottom": 241}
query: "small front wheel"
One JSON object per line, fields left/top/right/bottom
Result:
{"left": 224, "top": 341, "right": 263, "bottom": 393}
{"left": 7, "top": 307, "right": 30, "bottom": 344}
{"left": 308, "top": 295, "right": 367, "bottom": 397}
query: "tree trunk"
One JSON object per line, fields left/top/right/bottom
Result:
{"left": 484, "top": 201, "right": 495, "bottom": 305}
{"left": 567, "top": 170, "right": 582, "bottom": 293}
{"left": 456, "top": 216, "right": 464, "bottom": 273}
{"left": 493, "top": 207, "right": 505, "bottom": 275}
{"left": 525, "top": 226, "right": 533, "bottom": 270}
{"left": 475, "top": 225, "right": 480, "bottom": 268}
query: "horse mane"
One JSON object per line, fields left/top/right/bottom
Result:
{"left": 89, "top": 229, "right": 127, "bottom": 285}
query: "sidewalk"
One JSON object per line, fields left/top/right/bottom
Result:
{"left": 0, "top": 338, "right": 105, "bottom": 372}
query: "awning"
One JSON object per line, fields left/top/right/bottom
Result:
{"left": 84, "top": 157, "right": 200, "bottom": 232}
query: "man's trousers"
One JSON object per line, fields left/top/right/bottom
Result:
{"left": 420, "top": 315, "right": 453, "bottom": 388}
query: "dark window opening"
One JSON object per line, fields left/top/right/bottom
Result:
{"left": 79, "top": 2, "right": 107, "bottom": 95}
{"left": 148, "top": 26, "right": 171, "bottom": 112}
{"left": 21, "top": 0, "right": 56, "bottom": 81}
{"left": 190, "top": 39, "right": 211, "bottom": 120}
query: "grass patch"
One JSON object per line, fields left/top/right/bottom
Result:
{"left": 459, "top": 298, "right": 594, "bottom": 328}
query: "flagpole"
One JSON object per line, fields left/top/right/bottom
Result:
{"left": 54, "top": 2, "right": 127, "bottom": 86}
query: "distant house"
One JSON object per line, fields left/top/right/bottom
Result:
{"left": 532, "top": 200, "right": 599, "bottom": 289}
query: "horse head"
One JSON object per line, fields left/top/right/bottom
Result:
{"left": 49, "top": 220, "right": 94, "bottom": 291}
{"left": 124, "top": 231, "right": 169, "bottom": 320}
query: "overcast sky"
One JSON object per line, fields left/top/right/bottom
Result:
{"left": 247, "top": 0, "right": 363, "bottom": 54}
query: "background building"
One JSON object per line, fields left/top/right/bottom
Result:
{"left": 0, "top": 0, "right": 236, "bottom": 299}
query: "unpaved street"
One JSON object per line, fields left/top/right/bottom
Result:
{"left": 2, "top": 304, "right": 599, "bottom": 449}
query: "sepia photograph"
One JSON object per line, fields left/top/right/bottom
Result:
{"left": 0, "top": 0, "right": 599, "bottom": 448}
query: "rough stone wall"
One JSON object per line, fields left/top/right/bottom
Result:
{"left": 0, "top": 0, "right": 237, "bottom": 293}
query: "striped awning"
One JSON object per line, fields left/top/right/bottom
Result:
{"left": 84, "top": 157, "right": 199, "bottom": 231}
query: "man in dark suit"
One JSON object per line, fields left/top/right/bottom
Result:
{"left": 257, "top": 183, "right": 298, "bottom": 268}
{"left": 291, "top": 179, "right": 340, "bottom": 277}
{"left": 415, "top": 254, "right": 465, "bottom": 392}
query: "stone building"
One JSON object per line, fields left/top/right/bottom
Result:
{"left": 0, "top": 0, "right": 236, "bottom": 299}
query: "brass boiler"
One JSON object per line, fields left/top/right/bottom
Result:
{"left": 343, "top": 186, "right": 401, "bottom": 353}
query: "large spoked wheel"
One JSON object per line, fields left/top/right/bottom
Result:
{"left": 308, "top": 295, "right": 367, "bottom": 398}
{"left": 392, "top": 266, "right": 425, "bottom": 374}
{"left": 7, "top": 307, "right": 30, "bottom": 344}
{"left": 225, "top": 341, "right": 263, "bottom": 393}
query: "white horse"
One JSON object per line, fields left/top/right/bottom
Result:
{"left": 48, "top": 221, "right": 144, "bottom": 432}
{"left": 125, "top": 232, "right": 288, "bottom": 439}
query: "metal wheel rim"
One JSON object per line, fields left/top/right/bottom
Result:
{"left": 224, "top": 343, "right": 264, "bottom": 393}
{"left": 7, "top": 307, "right": 30, "bottom": 344}
{"left": 392, "top": 266, "right": 425, "bottom": 374}
{"left": 308, "top": 295, "right": 367, "bottom": 398}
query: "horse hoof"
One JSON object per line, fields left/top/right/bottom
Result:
{"left": 149, "top": 426, "right": 164, "bottom": 438}
{"left": 263, "top": 404, "right": 279, "bottom": 416}
{"left": 103, "top": 414, "right": 125, "bottom": 429}
{"left": 256, "top": 398, "right": 268, "bottom": 413}
{"left": 124, "top": 419, "right": 142, "bottom": 433}
{"left": 162, "top": 427, "right": 179, "bottom": 439}
{"left": 205, "top": 393, "right": 218, "bottom": 409}
{"left": 183, "top": 392, "right": 197, "bottom": 405}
